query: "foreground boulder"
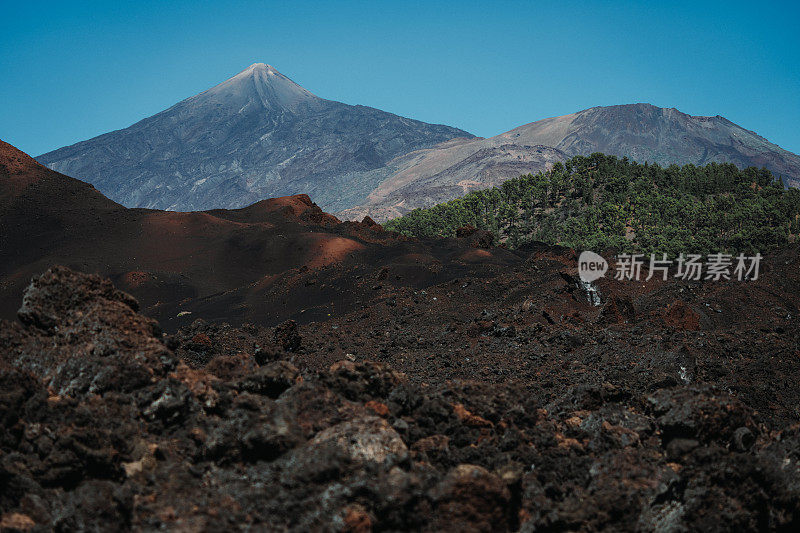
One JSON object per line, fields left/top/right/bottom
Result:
{"left": 9, "top": 266, "right": 176, "bottom": 396}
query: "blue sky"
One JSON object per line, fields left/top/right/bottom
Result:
{"left": 1, "top": 0, "right": 798, "bottom": 156}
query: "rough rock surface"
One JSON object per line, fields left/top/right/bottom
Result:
{"left": 2, "top": 263, "right": 800, "bottom": 531}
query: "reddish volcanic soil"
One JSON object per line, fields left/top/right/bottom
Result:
{"left": 0, "top": 139, "right": 520, "bottom": 330}
{"left": 2, "top": 140, "right": 800, "bottom": 530}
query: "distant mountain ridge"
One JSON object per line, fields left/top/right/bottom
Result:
{"left": 342, "top": 103, "right": 800, "bottom": 221}
{"left": 37, "top": 63, "right": 473, "bottom": 212}
{"left": 37, "top": 64, "right": 800, "bottom": 220}
{"left": 503, "top": 104, "right": 800, "bottom": 179}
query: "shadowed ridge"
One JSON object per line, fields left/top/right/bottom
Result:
{"left": 1, "top": 140, "right": 518, "bottom": 331}
{"left": 0, "top": 138, "right": 121, "bottom": 209}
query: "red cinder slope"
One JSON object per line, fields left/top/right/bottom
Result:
{"left": 0, "top": 139, "right": 520, "bottom": 329}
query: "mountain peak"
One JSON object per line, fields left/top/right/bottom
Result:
{"left": 240, "top": 62, "right": 278, "bottom": 76}
{"left": 582, "top": 103, "right": 732, "bottom": 123}
{"left": 195, "top": 62, "right": 321, "bottom": 111}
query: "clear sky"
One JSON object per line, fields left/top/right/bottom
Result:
{"left": 1, "top": 0, "right": 798, "bottom": 156}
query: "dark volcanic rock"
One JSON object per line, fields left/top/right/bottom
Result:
{"left": 274, "top": 319, "right": 302, "bottom": 353}
{"left": 2, "top": 265, "right": 800, "bottom": 531}
{"left": 8, "top": 266, "right": 175, "bottom": 397}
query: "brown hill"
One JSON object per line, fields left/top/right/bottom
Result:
{"left": 0, "top": 139, "right": 518, "bottom": 330}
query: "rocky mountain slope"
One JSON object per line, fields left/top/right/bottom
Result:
{"left": 36, "top": 63, "right": 473, "bottom": 212}
{"left": 343, "top": 104, "right": 800, "bottom": 221}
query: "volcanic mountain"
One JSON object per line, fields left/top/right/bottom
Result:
{"left": 36, "top": 63, "right": 473, "bottom": 212}
{"left": 342, "top": 103, "right": 800, "bottom": 220}
{"left": 1, "top": 139, "right": 516, "bottom": 329}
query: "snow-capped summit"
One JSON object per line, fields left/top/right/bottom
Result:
{"left": 196, "top": 62, "right": 321, "bottom": 112}
{"left": 242, "top": 62, "right": 277, "bottom": 75}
